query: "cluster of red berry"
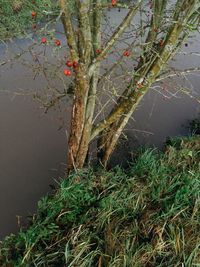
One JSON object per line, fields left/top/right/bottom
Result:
{"left": 41, "top": 39, "right": 78, "bottom": 77}
{"left": 41, "top": 37, "right": 61, "bottom": 46}
{"left": 31, "top": 5, "right": 76, "bottom": 78}
{"left": 64, "top": 61, "right": 79, "bottom": 77}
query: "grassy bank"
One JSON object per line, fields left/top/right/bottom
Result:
{"left": 0, "top": 0, "right": 55, "bottom": 40}
{"left": 0, "top": 0, "right": 141, "bottom": 40}
{"left": 0, "top": 136, "right": 200, "bottom": 267}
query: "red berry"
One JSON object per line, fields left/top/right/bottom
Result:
{"left": 31, "top": 11, "right": 37, "bottom": 18}
{"left": 153, "top": 28, "right": 158, "bottom": 32}
{"left": 159, "top": 39, "right": 164, "bottom": 46}
{"left": 112, "top": 0, "right": 117, "bottom": 6}
{"left": 96, "top": 49, "right": 101, "bottom": 54}
{"left": 123, "top": 51, "right": 130, "bottom": 57}
{"left": 64, "top": 69, "right": 71, "bottom": 76}
{"left": 32, "top": 24, "right": 37, "bottom": 29}
{"left": 55, "top": 39, "right": 61, "bottom": 46}
{"left": 32, "top": 0, "right": 36, "bottom": 4}
{"left": 66, "top": 60, "right": 73, "bottom": 67}
{"left": 73, "top": 61, "right": 78, "bottom": 68}
{"left": 41, "top": 37, "right": 47, "bottom": 44}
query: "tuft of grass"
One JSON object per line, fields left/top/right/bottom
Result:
{"left": 0, "top": 136, "right": 200, "bottom": 267}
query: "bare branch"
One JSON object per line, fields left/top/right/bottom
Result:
{"left": 88, "top": 0, "right": 143, "bottom": 76}
{"left": 59, "top": 0, "right": 79, "bottom": 60}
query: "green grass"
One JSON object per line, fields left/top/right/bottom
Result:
{"left": 0, "top": 0, "right": 57, "bottom": 40}
{"left": 0, "top": 136, "right": 199, "bottom": 267}
{"left": 0, "top": 0, "right": 134, "bottom": 40}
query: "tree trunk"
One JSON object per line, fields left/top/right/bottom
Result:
{"left": 67, "top": 66, "right": 100, "bottom": 171}
{"left": 67, "top": 65, "right": 90, "bottom": 171}
{"left": 97, "top": 87, "right": 150, "bottom": 167}
{"left": 96, "top": 16, "right": 188, "bottom": 166}
{"left": 66, "top": 0, "right": 102, "bottom": 172}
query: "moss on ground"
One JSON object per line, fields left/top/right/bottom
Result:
{"left": 0, "top": 136, "right": 199, "bottom": 267}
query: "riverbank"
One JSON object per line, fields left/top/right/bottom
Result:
{"left": 0, "top": 135, "right": 199, "bottom": 267}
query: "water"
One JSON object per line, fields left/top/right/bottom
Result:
{"left": 0, "top": 9, "right": 200, "bottom": 239}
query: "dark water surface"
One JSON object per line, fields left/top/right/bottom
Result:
{"left": 0, "top": 10, "right": 200, "bottom": 239}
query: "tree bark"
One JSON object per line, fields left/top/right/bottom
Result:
{"left": 67, "top": 66, "right": 90, "bottom": 171}
{"left": 66, "top": 0, "right": 102, "bottom": 171}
